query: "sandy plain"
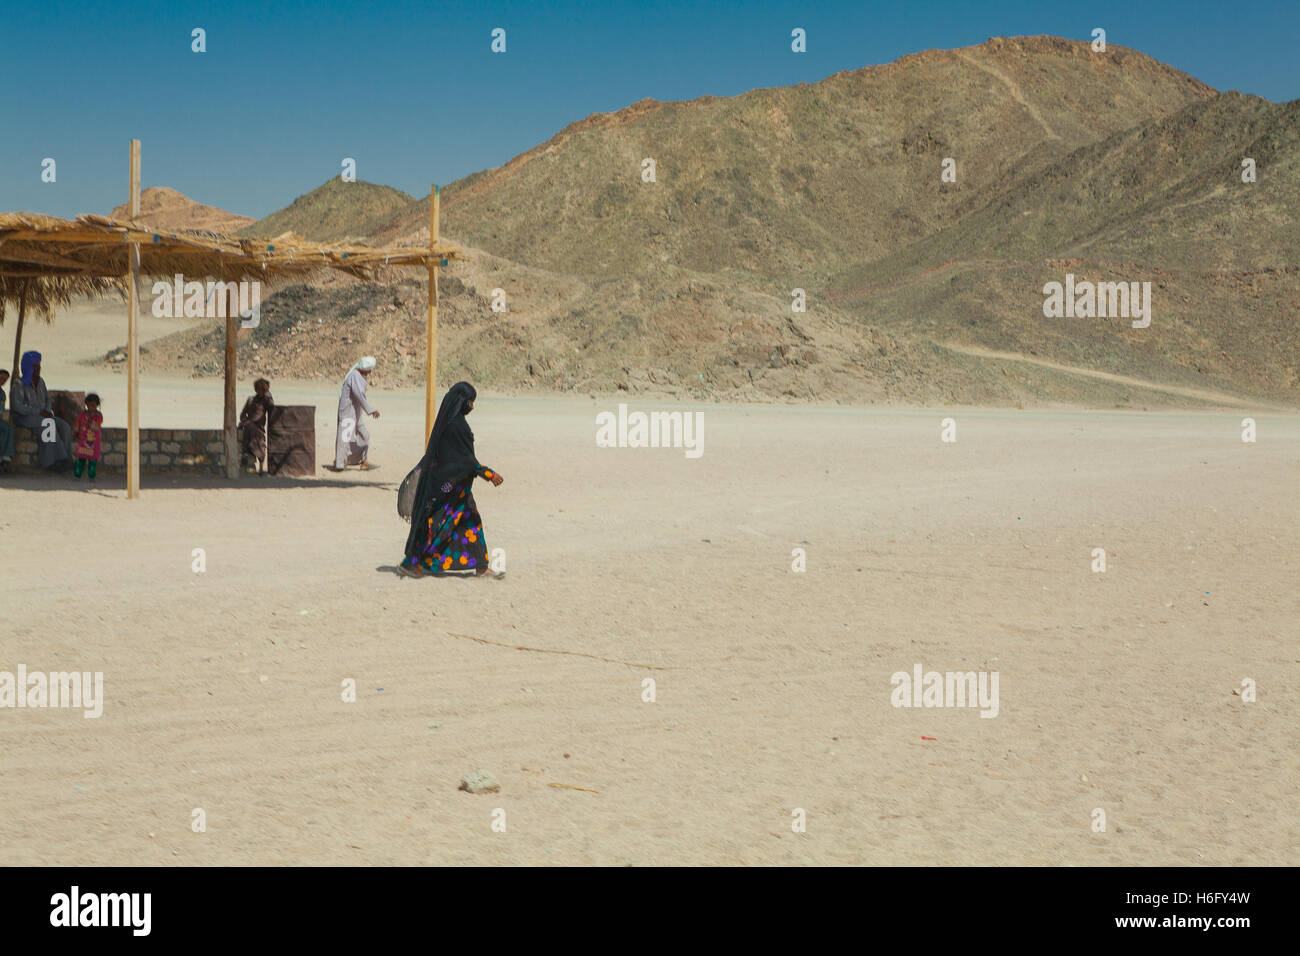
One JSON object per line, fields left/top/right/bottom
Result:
{"left": 1, "top": 307, "right": 1296, "bottom": 865}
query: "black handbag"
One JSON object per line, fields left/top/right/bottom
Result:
{"left": 397, "top": 463, "right": 420, "bottom": 522}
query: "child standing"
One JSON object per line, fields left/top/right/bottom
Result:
{"left": 74, "top": 393, "right": 104, "bottom": 480}
{"left": 238, "top": 377, "right": 275, "bottom": 474}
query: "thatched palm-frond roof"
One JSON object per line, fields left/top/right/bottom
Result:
{"left": 0, "top": 274, "right": 124, "bottom": 325}
{"left": 0, "top": 212, "right": 463, "bottom": 283}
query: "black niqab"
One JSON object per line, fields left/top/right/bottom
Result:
{"left": 401, "top": 382, "right": 480, "bottom": 556}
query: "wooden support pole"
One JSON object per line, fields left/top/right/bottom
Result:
{"left": 126, "top": 139, "right": 141, "bottom": 499}
{"left": 10, "top": 280, "right": 28, "bottom": 417}
{"left": 425, "top": 184, "right": 440, "bottom": 442}
{"left": 224, "top": 289, "right": 238, "bottom": 479}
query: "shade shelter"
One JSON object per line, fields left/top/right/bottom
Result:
{"left": 1, "top": 274, "right": 125, "bottom": 382}
{"left": 0, "top": 142, "right": 460, "bottom": 496}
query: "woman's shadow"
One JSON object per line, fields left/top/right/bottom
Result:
{"left": 376, "top": 565, "right": 479, "bottom": 580}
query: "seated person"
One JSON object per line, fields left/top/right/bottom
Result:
{"left": 9, "top": 351, "right": 73, "bottom": 470}
{"left": 238, "top": 377, "right": 275, "bottom": 472}
{"left": 0, "top": 369, "right": 14, "bottom": 471}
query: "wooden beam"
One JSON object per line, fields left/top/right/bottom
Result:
{"left": 0, "top": 231, "right": 131, "bottom": 243}
{"left": 425, "top": 184, "right": 440, "bottom": 441}
{"left": 0, "top": 269, "right": 88, "bottom": 279}
{"left": 224, "top": 289, "right": 238, "bottom": 480}
{"left": 0, "top": 245, "right": 100, "bottom": 270}
{"left": 126, "top": 139, "right": 141, "bottom": 499}
{"left": 1, "top": 231, "right": 202, "bottom": 245}
{"left": 9, "top": 280, "right": 28, "bottom": 407}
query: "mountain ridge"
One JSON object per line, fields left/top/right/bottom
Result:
{"left": 103, "top": 35, "right": 1297, "bottom": 407}
{"left": 108, "top": 186, "right": 254, "bottom": 233}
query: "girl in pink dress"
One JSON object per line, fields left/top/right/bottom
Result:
{"left": 74, "top": 393, "right": 103, "bottom": 480}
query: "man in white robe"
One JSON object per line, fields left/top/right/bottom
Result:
{"left": 334, "top": 356, "right": 380, "bottom": 469}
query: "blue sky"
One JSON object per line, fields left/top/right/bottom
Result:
{"left": 2, "top": 0, "right": 1295, "bottom": 219}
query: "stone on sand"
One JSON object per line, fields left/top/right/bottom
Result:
{"left": 459, "top": 771, "right": 500, "bottom": 794}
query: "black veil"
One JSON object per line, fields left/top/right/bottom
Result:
{"left": 400, "top": 382, "right": 479, "bottom": 555}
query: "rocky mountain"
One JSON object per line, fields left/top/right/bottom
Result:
{"left": 237, "top": 179, "right": 415, "bottom": 243}
{"left": 109, "top": 186, "right": 254, "bottom": 234}
{"left": 113, "top": 36, "right": 1298, "bottom": 406}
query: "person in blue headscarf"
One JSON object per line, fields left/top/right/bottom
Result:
{"left": 9, "top": 351, "right": 73, "bottom": 470}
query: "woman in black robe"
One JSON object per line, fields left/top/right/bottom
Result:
{"left": 399, "top": 381, "right": 504, "bottom": 577}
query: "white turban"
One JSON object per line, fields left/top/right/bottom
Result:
{"left": 340, "top": 356, "right": 378, "bottom": 404}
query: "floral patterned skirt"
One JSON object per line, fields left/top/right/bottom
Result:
{"left": 402, "top": 479, "right": 489, "bottom": 573}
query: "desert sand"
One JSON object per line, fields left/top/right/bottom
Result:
{"left": 1, "top": 309, "right": 1296, "bottom": 866}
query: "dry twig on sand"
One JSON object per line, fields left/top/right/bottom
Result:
{"left": 445, "top": 632, "right": 676, "bottom": 670}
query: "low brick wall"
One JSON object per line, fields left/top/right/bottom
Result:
{"left": 11, "top": 425, "right": 226, "bottom": 475}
